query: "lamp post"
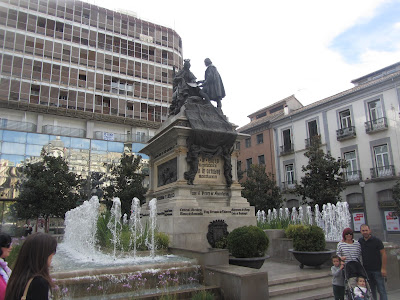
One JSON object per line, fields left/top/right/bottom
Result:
{"left": 359, "top": 181, "right": 368, "bottom": 224}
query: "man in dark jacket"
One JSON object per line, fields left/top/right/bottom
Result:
{"left": 199, "top": 58, "right": 225, "bottom": 108}
{"left": 359, "top": 224, "right": 387, "bottom": 300}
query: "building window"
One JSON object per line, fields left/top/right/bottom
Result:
{"left": 374, "top": 144, "right": 390, "bottom": 176}
{"left": 237, "top": 161, "right": 242, "bottom": 172}
{"left": 368, "top": 99, "right": 383, "bottom": 122}
{"left": 236, "top": 142, "right": 240, "bottom": 151}
{"left": 308, "top": 120, "right": 318, "bottom": 137}
{"left": 256, "top": 133, "right": 263, "bottom": 144}
{"left": 78, "top": 74, "right": 86, "bottom": 81}
{"left": 30, "top": 85, "right": 40, "bottom": 96}
{"left": 282, "top": 129, "right": 292, "bottom": 151}
{"left": 245, "top": 138, "right": 251, "bottom": 148}
{"left": 59, "top": 91, "right": 68, "bottom": 100}
{"left": 258, "top": 155, "right": 265, "bottom": 165}
{"left": 285, "top": 164, "right": 295, "bottom": 185}
{"left": 344, "top": 151, "right": 359, "bottom": 181}
{"left": 256, "top": 112, "right": 266, "bottom": 119}
{"left": 246, "top": 158, "right": 252, "bottom": 170}
{"left": 339, "top": 109, "right": 352, "bottom": 128}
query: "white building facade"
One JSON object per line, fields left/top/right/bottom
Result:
{"left": 272, "top": 62, "right": 400, "bottom": 242}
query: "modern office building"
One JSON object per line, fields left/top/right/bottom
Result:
{"left": 0, "top": 0, "right": 183, "bottom": 229}
{"left": 271, "top": 62, "right": 400, "bottom": 242}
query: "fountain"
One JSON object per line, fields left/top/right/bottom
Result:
{"left": 257, "top": 201, "right": 351, "bottom": 241}
{"left": 52, "top": 196, "right": 202, "bottom": 299}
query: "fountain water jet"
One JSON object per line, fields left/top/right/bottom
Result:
{"left": 107, "top": 197, "right": 122, "bottom": 258}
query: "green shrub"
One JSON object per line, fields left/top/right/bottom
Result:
{"left": 96, "top": 211, "right": 112, "bottom": 249}
{"left": 214, "top": 236, "right": 228, "bottom": 249}
{"left": 191, "top": 290, "right": 215, "bottom": 300}
{"left": 257, "top": 218, "right": 293, "bottom": 229}
{"left": 285, "top": 224, "right": 306, "bottom": 239}
{"left": 227, "top": 225, "right": 269, "bottom": 258}
{"left": 155, "top": 232, "right": 169, "bottom": 250}
{"left": 288, "top": 224, "right": 325, "bottom": 251}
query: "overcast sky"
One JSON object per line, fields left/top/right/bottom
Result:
{"left": 89, "top": 0, "right": 400, "bottom": 127}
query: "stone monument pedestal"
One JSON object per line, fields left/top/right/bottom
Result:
{"left": 141, "top": 102, "right": 255, "bottom": 251}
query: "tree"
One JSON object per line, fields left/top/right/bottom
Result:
{"left": 15, "top": 154, "right": 82, "bottom": 232}
{"left": 241, "top": 164, "right": 282, "bottom": 212}
{"left": 103, "top": 153, "right": 147, "bottom": 216}
{"left": 295, "top": 136, "right": 348, "bottom": 207}
{"left": 393, "top": 180, "right": 400, "bottom": 216}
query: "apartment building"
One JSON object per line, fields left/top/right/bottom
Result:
{"left": 272, "top": 62, "right": 400, "bottom": 242}
{"left": 237, "top": 95, "right": 303, "bottom": 180}
{"left": 0, "top": 0, "right": 183, "bottom": 228}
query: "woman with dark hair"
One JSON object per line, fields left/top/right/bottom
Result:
{"left": 0, "top": 233, "right": 12, "bottom": 300}
{"left": 336, "top": 227, "right": 362, "bottom": 264}
{"left": 5, "top": 233, "right": 57, "bottom": 300}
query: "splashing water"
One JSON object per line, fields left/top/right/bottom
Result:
{"left": 146, "top": 198, "right": 157, "bottom": 258}
{"left": 129, "top": 197, "right": 142, "bottom": 258}
{"left": 107, "top": 197, "right": 122, "bottom": 258}
{"left": 63, "top": 196, "right": 100, "bottom": 255}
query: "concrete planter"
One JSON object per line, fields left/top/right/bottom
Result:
{"left": 288, "top": 249, "right": 335, "bottom": 269}
{"left": 229, "top": 255, "right": 269, "bottom": 269}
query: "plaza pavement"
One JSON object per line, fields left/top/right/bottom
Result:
{"left": 261, "top": 258, "right": 400, "bottom": 299}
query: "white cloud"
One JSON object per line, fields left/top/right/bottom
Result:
{"left": 90, "top": 0, "right": 398, "bottom": 127}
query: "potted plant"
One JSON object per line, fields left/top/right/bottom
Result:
{"left": 227, "top": 225, "right": 269, "bottom": 269}
{"left": 286, "top": 224, "right": 335, "bottom": 269}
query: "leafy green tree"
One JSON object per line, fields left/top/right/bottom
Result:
{"left": 241, "top": 164, "right": 282, "bottom": 212}
{"left": 393, "top": 180, "right": 400, "bottom": 216}
{"left": 103, "top": 153, "right": 147, "bottom": 216}
{"left": 295, "top": 136, "right": 348, "bottom": 207}
{"left": 15, "top": 154, "right": 82, "bottom": 232}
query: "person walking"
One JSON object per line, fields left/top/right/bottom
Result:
{"left": 5, "top": 233, "right": 57, "bottom": 300}
{"left": 0, "top": 233, "right": 12, "bottom": 300}
{"left": 358, "top": 224, "right": 387, "bottom": 300}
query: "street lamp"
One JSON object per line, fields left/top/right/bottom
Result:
{"left": 359, "top": 181, "right": 368, "bottom": 224}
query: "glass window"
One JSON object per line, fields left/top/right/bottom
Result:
{"left": 27, "top": 133, "right": 49, "bottom": 145}
{"left": 285, "top": 164, "right": 295, "bottom": 185}
{"left": 3, "top": 131, "right": 27, "bottom": 143}
{"left": 108, "top": 141, "right": 124, "bottom": 152}
{"left": 132, "top": 143, "right": 145, "bottom": 153}
{"left": 246, "top": 158, "right": 252, "bottom": 170}
{"left": 71, "top": 137, "right": 90, "bottom": 149}
{"left": 91, "top": 140, "right": 108, "bottom": 151}
{"left": 282, "top": 129, "right": 292, "bottom": 150}
{"left": 245, "top": 138, "right": 251, "bottom": 148}
{"left": 1, "top": 154, "right": 25, "bottom": 166}
{"left": 374, "top": 144, "right": 390, "bottom": 177}
{"left": 25, "top": 144, "right": 43, "bottom": 157}
{"left": 368, "top": 100, "right": 383, "bottom": 122}
{"left": 344, "top": 151, "right": 359, "bottom": 180}
{"left": 256, "top": 134, "right": 263, "bottom": 144}
{"left": 2, "top": 142, "right": 25, "bottom": 155}
{"left": 339, "top": 110, "right": 352, "bottom": 128}
{"left": 258, "top": 155, "right": 265, "bottom": 165}
{"left": 59, "top": 136, "right": 71, "bottom": 147}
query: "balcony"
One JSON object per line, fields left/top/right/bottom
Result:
{"left": 343, "top": 170, "right": 362, "bottom": 182}
{"left": 280, "top": 143, "right": 294, "bottom": 156}
{"left": 42, "top": 125, "right": 86, "bottom": 138}
{"left": 365, "top": 117, "right": 388, "bottom": 133}
{"left": 0, "top": 118, "right": 37, "bottom": 132}
{"left": 281, "top": 181, "right": 297, "bottom": 192}
{"left": 370, "top": 165, "right": 396, "bottom": 179}
{"left": 336, "top": 126, "right": 356, "bottom": 141}
{"left": 94, "top": 131, "right": 152, "bottom": 143}
{"left": 305, "top": 135, "right": 321, "bottom": 148}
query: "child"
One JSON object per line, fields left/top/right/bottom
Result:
{"left": 331, "top": 255, "right": 345, "bottom": 300}
{"left": 354, "top": 276, "right": 368, "bottom": 300}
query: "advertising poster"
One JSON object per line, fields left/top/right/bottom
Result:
{"left": 384, "top": 211, "right": 400, "bottom": 231}
{"left": 353, "top": 212, "right": 365, "bottom": 231}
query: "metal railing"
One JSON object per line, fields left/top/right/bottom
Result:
{"left": 343, "top": 170, "right": 362, "bottom": 182}
{"left": 93, "top": 131, "right": 152, "bottom": 143}
{"left": 336, "top": 126, "right": 356, "bottom": 140}
{"left": 0, "top": 119, "right": 37, "bottom": 132}
{"left": 365, "top": 117, "right": 388, "bottom": 133}
{"left": 370, "top": 165, "right": 396, "bottom": 178}
{"left": 281, "top": 181, "right": 297, "bottom": 191}
{"left": 42, "top": 125, "right": 86, "bottom": 138}
{"left": 280, "top": 143, "right": 294, "bottom": 156}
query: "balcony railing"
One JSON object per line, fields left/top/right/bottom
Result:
{"left": 0, "top": 118, "right": 37, "bottom": 132}
{"left": 343, "top": 170, "right": 362, "bottom": 182}
{"left": 281, "top": 181, "right": 297, "bottom": 191}
{"left": 336, "top": 126, "right": 356, "bottom": 141}
{"left": 370, "top": 165, "right": 396, "bottom": 179}
{"left": 94, "top": 131, "right": 152, "bottom": 143}
{"left": 305, "top": 135, "right": 321, "bottom": 148}
{"left": 280, "top": 143, "right": 294, "bottom": 156}
{"left": 365, "top": 117, "right": 388, "bottom": 133}
{"left": 42, "top": 125, "right": 86, "bottom": 138}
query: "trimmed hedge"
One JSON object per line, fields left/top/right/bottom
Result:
{"left": 227, "top": 225, "right": 269, "bottom": 258}
{"left": 286, "top": 224, "right": 325, "bottom": 251}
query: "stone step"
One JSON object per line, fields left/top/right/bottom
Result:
{"left": 269, "top": 270, "right": 331, "bottom": 286}
{"left": 269, "top": 286, "right": 333, "bottom": 300}
{"left": 269, "top": 276, "right": 332, "bottom": 298}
